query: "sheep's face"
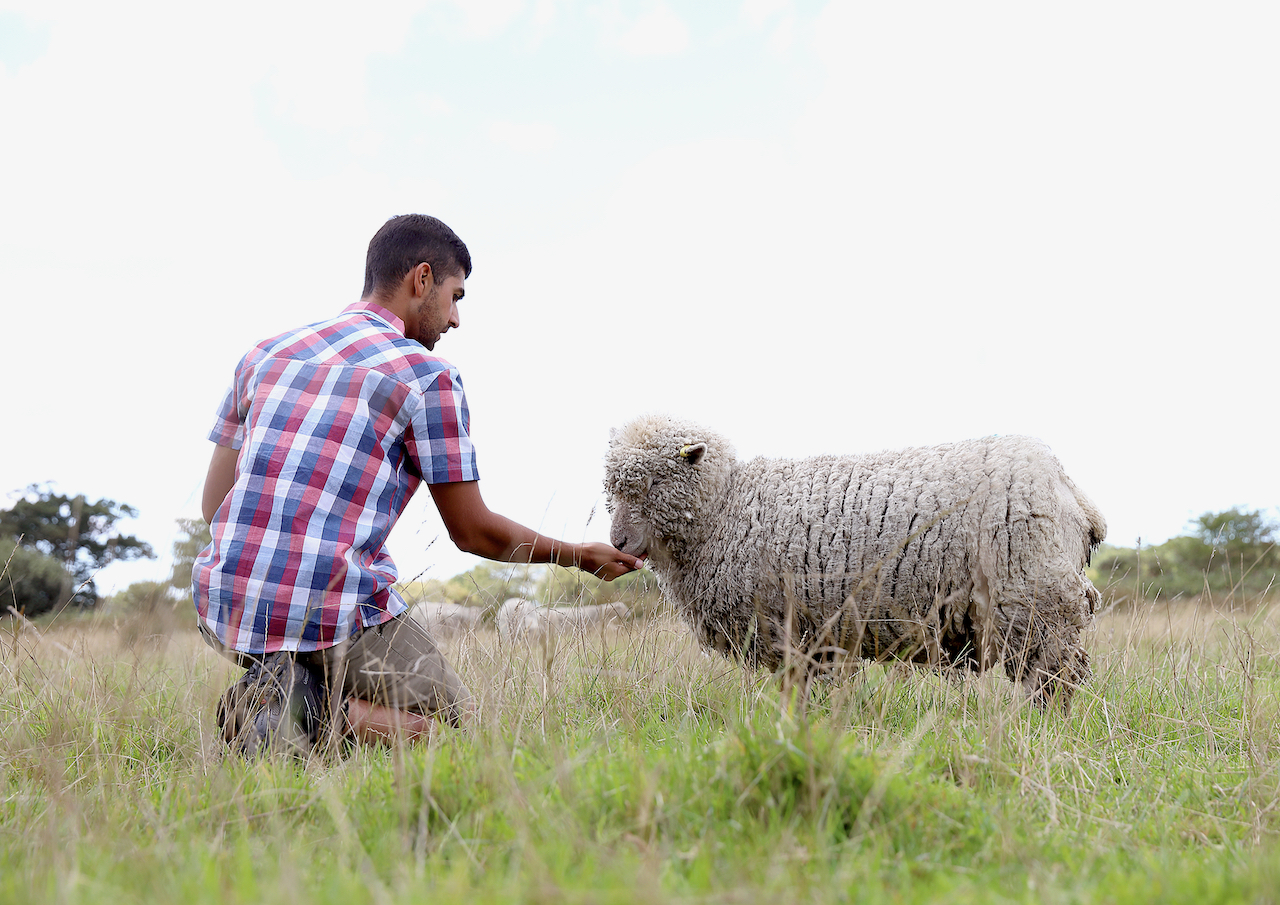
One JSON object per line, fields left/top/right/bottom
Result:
{"left": 603, "top": 415, "right": 735, "bottom": 563}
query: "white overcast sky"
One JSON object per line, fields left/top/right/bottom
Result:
{"left": 1, "top": 0, "right": 1277, "bottom": 594}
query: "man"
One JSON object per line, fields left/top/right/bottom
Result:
{"left": 193, "top": 214, "right": 641, "bottom": 755}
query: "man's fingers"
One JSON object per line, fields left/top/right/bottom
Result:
{"left": 596, "top": 558, "right": 640, "bottom": 582}
{"left": 580, "top": 543, "right": 645, "bottom": 581}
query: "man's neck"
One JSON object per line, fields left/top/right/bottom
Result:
{"left": 361, "top": 292, "right": 410, "bottom": 333}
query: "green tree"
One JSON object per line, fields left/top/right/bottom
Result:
{"left": 0, "top": 484, "right": 155, "bottom": 608}
{"left": 169, "top": 517, "right": 211, "bottom": 591}
{"left": 1191, "top": 507, "right": 1276, "bottom": 555}
{"left": 1092, "top": 508, "right": 1279, "bottom": 604}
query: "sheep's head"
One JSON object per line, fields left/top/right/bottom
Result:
{"left": 603, "top": 415, "right": 735, "bottom": 564}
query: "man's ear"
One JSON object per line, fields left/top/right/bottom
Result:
{"left": 413, "top": 262, "right": 434, "bottom": 296}
{"left": 679, "top": 442, "right": 707, "bottom": 466}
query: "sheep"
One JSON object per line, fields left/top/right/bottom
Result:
{"left": 409, "top": 601, "right": 483, "bottom": 638}
{"left": 603, "top": 415, "right": 1106, "bottom": 706}
{"left": 496, "top": 598, "right": 631, "bottom": 642}
{"left": 495, "top": 598, "right": 542, "bottom": 641}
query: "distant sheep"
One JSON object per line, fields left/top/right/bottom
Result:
{"left": 604, "top": 415, "right": 1106, "bottom": 705}
{"left": 496, "top": 598, "right": 631, "bottom": 642}
{"left": 409, "top": 601, "right": 483, "bottom": 638}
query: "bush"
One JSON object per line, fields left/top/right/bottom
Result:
{"left": 108, "top": 579, "right": 182, "bottom": 613}
{"left": 0, "top": 539, "right": 73, "bottom": 617}
{"left": 401, "top": 561, "right": 539, "bottom": 613}
{"left": 399, "top": 560, "right": 666, "bottom": 616}
{"left": 107, "top": 579, "right": 191, "bottom": 647}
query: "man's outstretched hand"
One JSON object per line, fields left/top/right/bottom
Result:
{"left": 428, "top": 480, "right": 644, "bottom": 579}
{"left": 576, "top": 542, "right": 645, "bottom": 581}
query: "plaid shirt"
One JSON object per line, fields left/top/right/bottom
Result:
{"left": 192, "top": 301, "right": 479, "bottom": 653}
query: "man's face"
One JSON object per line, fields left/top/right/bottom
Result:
{"left": 412, "top": 269, "right": 465, "bottom": 351}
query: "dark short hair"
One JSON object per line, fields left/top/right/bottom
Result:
{"left": 362, "top": 214, "right": 472, "bottom": 296}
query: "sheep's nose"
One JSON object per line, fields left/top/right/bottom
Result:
{"left": 609, "top": 516, "right": 635, "bottom": 555}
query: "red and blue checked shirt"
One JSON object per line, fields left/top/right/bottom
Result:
{"left": 192, "top": 301, "right": 479, "bottom": 654}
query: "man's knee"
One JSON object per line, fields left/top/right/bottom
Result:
{"left": 340, "top": 614, "right": 469, "bottom": 721}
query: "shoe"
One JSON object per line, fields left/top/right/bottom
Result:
{"left": 216, "top": 653, "right": 327, "bottom": 758}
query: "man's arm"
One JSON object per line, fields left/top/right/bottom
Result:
{"left": 428, "top": 480, "right": 642, "bottom": 581}
{"left": 202, "top": 443, "right": 239, "bottom": 524}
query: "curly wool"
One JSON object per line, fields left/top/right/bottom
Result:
{"left": 604, "top": 415, "right": 1107, "bottom": 703}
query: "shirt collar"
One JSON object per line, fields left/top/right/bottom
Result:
{"left": 342, "top": 300, "right": 406, "bottom": 335}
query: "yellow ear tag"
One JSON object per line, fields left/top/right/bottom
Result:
{"left": 679, "top": 445, "right": 696, "bottom": 458}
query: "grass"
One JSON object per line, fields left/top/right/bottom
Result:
{"left": 4, "top": 592, "right": 1280, "bottom": 904}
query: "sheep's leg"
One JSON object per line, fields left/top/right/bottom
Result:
{"left": 968, "top": 567, "right": 1000, "bottom": 672}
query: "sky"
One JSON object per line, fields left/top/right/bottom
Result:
{"left": 1, "top": 0, "right": 1277, "bottom": 595}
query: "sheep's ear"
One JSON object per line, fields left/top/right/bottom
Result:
{"left": 608, "top": 427, "right": 618, "bottom": 445}
{"left": 679, "top": 442, "right": 707, "bottom": 466}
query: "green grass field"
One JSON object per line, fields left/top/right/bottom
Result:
{"left": 4, "top": 595, "right": 1280, "bottom": 904}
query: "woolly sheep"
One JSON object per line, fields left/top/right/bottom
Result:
{"left": 496, "top": 598, "right": 631, "bottom": 642}
{"left": 409, "top": 601, "right": 483, "bottom": 638}
{"left": 604, "top": 415, "right": 1106, "bottom": 705}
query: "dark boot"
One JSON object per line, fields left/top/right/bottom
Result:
{"left": 216, "top": 653, "right": 327, "bottom": 758}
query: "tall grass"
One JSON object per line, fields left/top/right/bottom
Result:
{"left": 3, "top": 588, "right": 1280, "bottom": 903}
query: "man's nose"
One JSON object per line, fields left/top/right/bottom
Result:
{"left": 450, "top": 304, "right": 460, "bottom": 329}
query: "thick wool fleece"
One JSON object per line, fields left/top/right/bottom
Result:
{"left": 604, "top": 415, "right": 1107, "bottom": 703}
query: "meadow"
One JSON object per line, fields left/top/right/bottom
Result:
{"left": 3, "top": 586, "right": 1280, "bottom": 904}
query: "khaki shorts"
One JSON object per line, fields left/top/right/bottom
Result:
{"left": 201, "top": 613, "right": 472, "bottom": 726}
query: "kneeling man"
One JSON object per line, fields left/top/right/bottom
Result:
{"left": 193, "top": 214, "right": 640, "bottom": 755}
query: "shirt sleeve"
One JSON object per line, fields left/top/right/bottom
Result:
{"left": 405, "top": 367, "right": 480, "bottom": 484}
{"left": 207, "top": 353, "right": 251, "bottom": 449}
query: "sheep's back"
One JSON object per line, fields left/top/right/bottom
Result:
{"left": 783, "top": 448, "right": 971, "bottom": 620}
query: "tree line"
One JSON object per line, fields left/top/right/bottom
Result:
{"left": 0, "top": 485, "right": 208, "bottom": 618}
{"left": 1091, "top": 508, "right": 1278, "bottom": 604}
